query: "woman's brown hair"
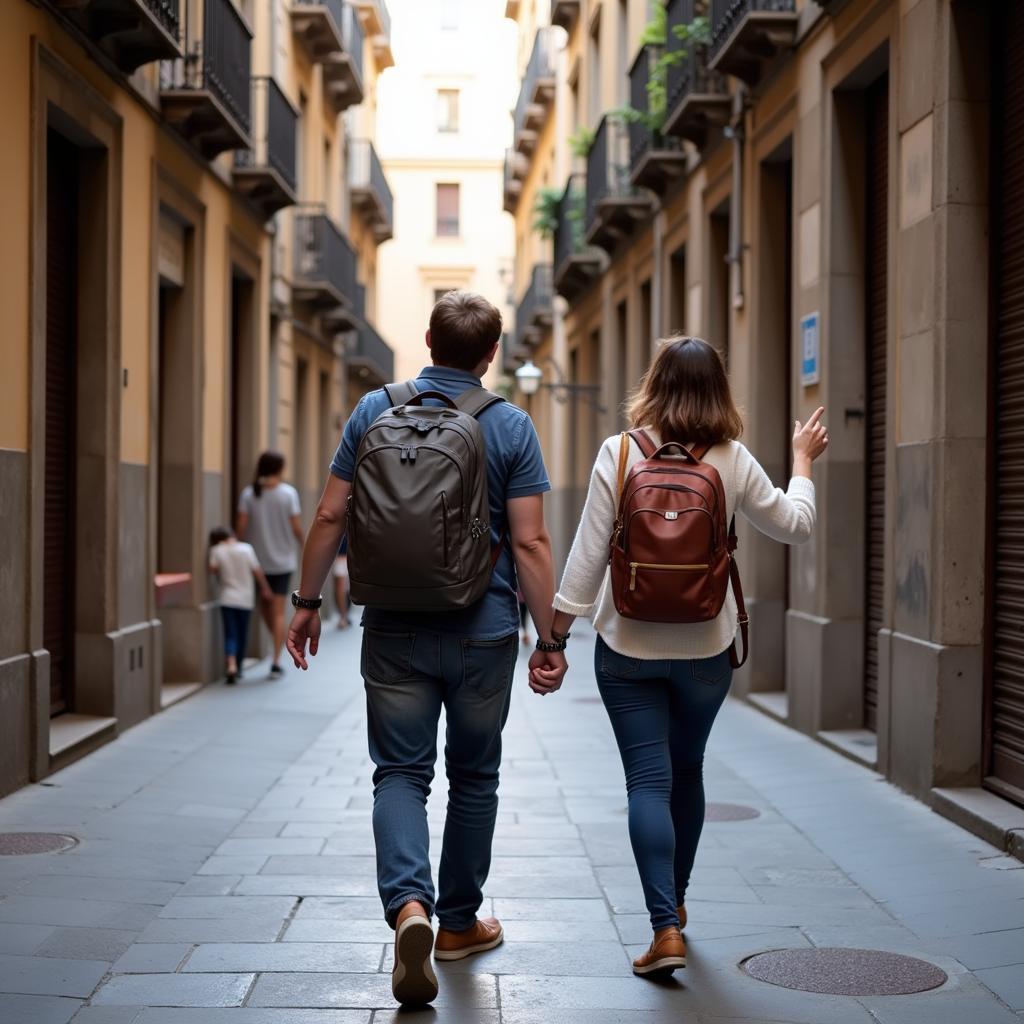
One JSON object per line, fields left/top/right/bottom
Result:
{"left": 626, "top": 335, "right": 743, "bottom": 446}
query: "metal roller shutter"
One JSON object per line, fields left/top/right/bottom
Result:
{"left": 44, "top": 130, "right": 78, "bottom": 718}
{"left": 863, "top": 73, "right": 889, "bottom": 732}
{"left": 989, "top": 4, "right": 1024, "bottom": 799}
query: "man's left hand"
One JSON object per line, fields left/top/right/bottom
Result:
{"left": 528, "top": 649, "right": 567, "bottom": 696}
{"left": 287, "top": 609, "right": 321, "bottom": 670}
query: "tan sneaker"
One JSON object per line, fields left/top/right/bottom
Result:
{"left": 434, "top": 917, "right": 504, "bottom": 961}
{"left": 677, "top": 903, "right": 687, "bottom": 930}
{"left": 632, "top": 926, "right": 687, "bottom": 976}
{"left": 392, "top": 902, "right": 438, "bottom": 1005}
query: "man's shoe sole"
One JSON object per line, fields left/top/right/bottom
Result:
{"left": 633, "top": 955, "right": 686, "bottom": 976}
{"left": 392, "top": 917, "right": 438, "bottom": 1005}
{"left": 433, "top": 928, "right": 504, "bottom": 962}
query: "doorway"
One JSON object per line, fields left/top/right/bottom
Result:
{"left": 44, "top": 129, "right": 79, "bottom": 718}
{"left": 708, "top": 201, "right": 731, "bottom": 365}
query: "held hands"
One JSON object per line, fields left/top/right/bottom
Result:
{"left": 286, "top": 608, "right": 321, "bottom": 671}
{"left": 528, "top": 648, "right": 567, "bottom": 696}
{"left": 792, "top": 406, "right": 829, "bottom": 472}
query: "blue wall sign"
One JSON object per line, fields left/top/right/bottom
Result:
{"left": 801, "top": 312, "right": 820, "bottom": 387}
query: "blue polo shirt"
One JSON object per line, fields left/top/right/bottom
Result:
{"left": 329, "top": 365, "right": 551, "bottom": 639}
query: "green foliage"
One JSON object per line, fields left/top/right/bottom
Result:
{"left": 532, "top": 186, "right": 563, "bottom": 239}
{"left": 565, "top": 186, "right": 586, "bottom": 251}
{"left": 569, "top": 126, "right": 596, "bottom": 158}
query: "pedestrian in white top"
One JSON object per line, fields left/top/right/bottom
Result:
{"left": 237, "top": 451, "right": 304, "bottom": 678}
{"left": 208, "top": 527, "right": 273, "bottom": 685}
{"left": 539, "top": 336, "right": 829, "bottom": 978}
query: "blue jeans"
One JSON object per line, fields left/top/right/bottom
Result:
{"left": 220, "top": 606, "right": 251, "bottom": 660}
{"left": 362, "top": 627, "right": 518, "bottom": 931}
{"left": 595, "top": 634, "right": 732, "bottom": 931}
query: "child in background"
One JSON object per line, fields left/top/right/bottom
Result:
{"left": 209, "top": 526, "right": 272, "bottom": 685}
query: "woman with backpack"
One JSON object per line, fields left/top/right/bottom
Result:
{"left": 540, "top": 336, "right": 828, "bottom": 978}
{"left": 237, "top": 451, "right": 304, "bottom": 678}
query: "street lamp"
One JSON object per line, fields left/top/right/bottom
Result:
{"left": 514, "top": 357, "right": 605, "bottom": 410}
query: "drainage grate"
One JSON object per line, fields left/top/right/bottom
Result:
{"left": 0, "top": 833, "right": 78, "bottom": 856}
{"left": 742, "top": 948, "right": 948, "bottom": 996}
{"left": 705, "top": 802, "right": 760, "bottom": 821}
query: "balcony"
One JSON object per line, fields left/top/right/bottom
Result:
{"left": 501, "top": 332, "right": 530, "bottom": 376}
{"left": 585, "top": 114, "right": 652, "bottom": 253}
{"left": 56, "top": 0, "right": 182, "bottom": 71}
{"left": 628, "top": 45, "right": 687, "bottom": 194}
{"left": 352, "top": 0, "right": 394, "bottom": 68}
{"left": 503, "top": 148, "right": 527, "bottom": 214}
{"left": 349, "top": 139, "right": 394, "bottom": 242}
{"left": 515, "top": 264, "right": 554, "bottom": 350}
{"left": 553, "top": 175, "right": 601, "bottom": 302}
{"left": 708, "top": 0, "right": 798, "bottom": 85}
{"left": 551, "top": 0, "right": 581, "bottom": 30}
{"left": 291, "top": 0, "right": 365, "bottom": 112}
{"left": 513, "top": 28, "right": 557, "bottom": 156}
{"left": 350, "top": 318, "right": 395, "bottom": 385}
{"left": 233, "top": 78, "right": 298, "bottom": 220}
{"left": 293, "top": 205, "right": 359, "bottom": 324}
{"left": 664, "top": 0, "right": 731, "bottom": 146}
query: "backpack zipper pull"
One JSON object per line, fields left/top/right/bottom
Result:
{"left": 630, "top": 564, "right": 638, "bottom": 591}
{"left": 408, "top": 446, "right": 417, "bottom": 464}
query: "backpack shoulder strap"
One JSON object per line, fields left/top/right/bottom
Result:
{"left": 383, "top": 380, "right": 420, "bottom": 408}
{"left": 628, "top": 428, "right": 657, "bottom": 459}
{"left": 454, "top": 386, "right": 505, "bottom": 419}
{"left": 616, "top": 432, "right": 631, "bottom": 497}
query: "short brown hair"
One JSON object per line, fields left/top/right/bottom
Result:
{"left": 429, "top": 290, "right": 503, "bottom": 371}
{"left": 627, "top": 336, "right": 743, "bottom": 445}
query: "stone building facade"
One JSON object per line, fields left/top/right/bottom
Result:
{"left": 504, "top": 0, "right": 1024, "bottom": 853}
{"left": 0, "top": 0, "right": 395, "bottom": 796}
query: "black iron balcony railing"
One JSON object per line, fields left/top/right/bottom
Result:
{"left": 553, "top": 174, "right": 602, "bottom": 301}
{"left": 513, "top": 27, "right": 556, "bottom": 153}
{"left": 293, "top": 204, "right": 358, "bottom": 309}
{"left": 349, "top": 139, "right": 394, "bottom": 242}
{"left": 160, "top": 0, "right": 252, "bottom": 156}
{"left": 292, "top": 0, "right": 365, "bottom": 108}
{"left": 60, "top": 0, "right": 182, "bottom": 71}
{"left": 501, "top": 331, "right": 530, "bottom": 376}
{"left": 627, "top": 45, "right": 685, "bottom": 192}
{"left": 708, "top": 0, "right": 797, "bottom": 82}
{"left": 144, "top": 0, "right": 180, "bottom": 37}
{"left": 341, "top": 2, "right": 365, "bottom": 87}
{"left": 293, "top": 0, "right": 345, "bottom": 50}
{"left": 233, "top": 77, "right": 298, "bottom": 219}
{"left": 351, "top": 319, "right": 395, "bottom": 383}
{"left": 665, "top": 0, "right": 730, "bottom": 145}
{"left": 515, "top": 264, "right": 554, "bottom": 349}
{"left": 585, "top": 114, "right": 650, "bottom": 250}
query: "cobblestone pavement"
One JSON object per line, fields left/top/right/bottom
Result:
{"left": 1, "top": 622, "right": 1024, "bottom": 1023}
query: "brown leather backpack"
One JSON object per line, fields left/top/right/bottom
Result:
{"left": 609, "top": 429, "right": 749, "bottom": 668}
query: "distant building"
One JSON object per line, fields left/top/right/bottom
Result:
{"left": 504, "top": 0, "right": 1024, "bottom": 847}
{"left": 376, "top": 0, "right": 517, "bottom": 387}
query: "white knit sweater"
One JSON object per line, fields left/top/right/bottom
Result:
{"left": 553, "top": 432, "right": 817, "bottom": 661}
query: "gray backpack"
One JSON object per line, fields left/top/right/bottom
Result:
{"left": 347, "top": 381, "right": 505, "bottom": 611}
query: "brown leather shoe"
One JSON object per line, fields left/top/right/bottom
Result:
{"left": 677, "top": 904, "right": 687, "bottom": 930}
{"left": 632, "top": 926, "right": 687, "bottom": 976}
{"left": 392, "top": 902, "right": 438, "bottom": 1005}
{"left": 434, "top": 917, "right": 504, "bottom": 961}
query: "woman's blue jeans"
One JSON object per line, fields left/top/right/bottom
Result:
{"left": 595, "top": 634, "right": 732, "bottom": 931}
{"left": 362, "top": 628, "right": 518, "bottom": 932}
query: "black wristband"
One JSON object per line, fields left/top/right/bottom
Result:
{"left": 291, "top": 591, "right": 323, "bottom": 610}
{"left": 535, "top": 637, "right": 568, "bottom": 653}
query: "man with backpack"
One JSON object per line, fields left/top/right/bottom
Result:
{"left": 286, "top": 291, "right": 567, "bottom": 1005}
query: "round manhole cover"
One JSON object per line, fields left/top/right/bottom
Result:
{"left": 0, "top": 833, "right": 78, "bottom": 856}
{"left": 705, "top": 802, "right": 760, "bottom": 821}
{"left": 742, "top": 948, "right": 948, "bottom": 996}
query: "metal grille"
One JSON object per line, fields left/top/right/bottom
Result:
{"left": 554, "top": 174, "right": 586, "bottom": 278}
{"left": 146, "top": 0, "right": 181, "bottom": 39}
{"left": 349, "top": 139, "right": 394, "bottom": 230}
{"left": 293, "top": 205, "right": 357, "bottom": 305}
{"left": 863, "top": 73, "right": 889, "bottom": 733}
{"left": 236, "top": 78, "right": 298, "bottom": 191}
{"left": 708, "top": 0, "right": 795, "bottom": 62}
{"left": 352, "top": 320, "right": 395, "bottom": 383}
{"left": 990, "top": 3, "right": 1024, "bottom": 798}
{"left": 515, "top": 264, "right": 553, "bottom": 349}
{"left": 585, "top": 114, "right": 632, "bottom": 238}
{"left": 666, "top": 0, "right": 724, "bottom": 114}
{"left": 513, "top": 28, "right": 555, "bottom": 145}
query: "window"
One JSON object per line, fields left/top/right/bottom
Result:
{"left": 434, "top": 288, "right": 455, "bottom": 303}
{"left": 436, "top": 183, "right": 460, "bottom": 237}
{"left": 437, "top": 90, "right": 459, "bottom": 133}
{"left": 440, "top": 0, "right": 459, "bottom": 30}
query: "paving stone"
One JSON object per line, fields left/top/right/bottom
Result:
{"left": 72, "top": 1008, "right": 145, "bottom": 1023}
{"left": 235, "top": 876, "right": 380, "bottom": 897}
{"left": 136, "top": 1012, "right": 368, "bottom": 1023}
{"left": 196, "top": 858, "right": 269, "bottom": 877}
{"left": 135, "top": 918, "right": 284, "bottom": 944}
{"left": 248, "top": 971, "right": 497, "bottom": 1009}
{"left": 501, "top": 1012, "right": 697, "bottom": 1024}
{"left": 291, "top": 898, "right": 385, "bottom": 920}
{"left": 283, "top": 920, "right": 392, "bottom": 943}
{"left": 0, "top": 993, "right": 82, "bottom": 1023}
{"left": 0, "top": 922, "right": 55, "bottom": 954}
{"left": 184, "top": 942, "right": 383, "bottom": 973}
{"left": 371, "top": 1011, "right": 499, "bottom": 1024}
{"left": 113, "top": 944, "right": 192, "bottom": 974}
{"left": 176, "top": 877, "right": 240, "bottom": 897}
{"left": 158, "top": 897, "right": 296, "bottom": 920}
{"left": 858, "top": 979, "right": 1022, "bottom": 1023}
{"left": 491, "top": 898, "right": 611, "bottom": 921}
{"left": 0, "top": 897, "right": 150, "bottom": 929}
{"left": 90, "top": 973, "right": 254, "bottom": 1007}
{"left": 35, "top": 927, "right": 137, "bottom": 962}
{"left": 500, "top": 918, "right": 620, "bottom": 942}
{"left": 976, "top": 964, "right": 1024, "bottom": 1010}
{"left": 438, "top": 939, "right": 631, "bottom": 976}
{"left": 215, "top": 839, "right": 325, "bottom": 857}
{"left": 18, "top": 877, "right": 181, "bottom": 905}
{"left": 0, "top": 952, "right": 109, "bottom": 996}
